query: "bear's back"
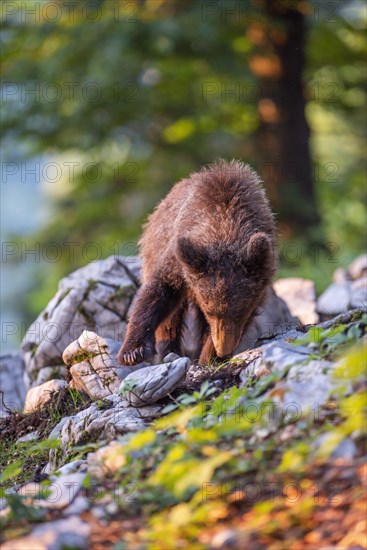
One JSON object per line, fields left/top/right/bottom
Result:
{"left": 140, "top": 160, "right": 275, "bottom": 282}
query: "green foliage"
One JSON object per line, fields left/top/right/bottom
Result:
{"left": 1, "top": 332, "right": 365, "bottom": 547}
{"left": 1, "top": 0, "right": 366, "bottom": 318}
{"left": 162, "top": 381, "right": 218, "bottom": 413}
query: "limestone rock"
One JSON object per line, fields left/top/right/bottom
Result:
{"left": 273, "top": 277, "right": 318, "bottom": 324}
{"left": 58, "top": 397, "right": 160, "bottom": 448}
{"left": 2, "top": 516, "right": 90, "bottom": 550}
{"left": 16, "top": 431, "right": 39, "bottom": 444}
{"left": 64, "top": 330, "right": 148, "bottom": 400}
{"left": 317, "top": 280, "right": 367, "bottom": 319}
{"left": 317, "top": 283, "right": 351, "bottom": 318}
{"left": 24, "top": 379, "right": 68, "bottom": 413}
{"left": 261, "top": 341, "right": 312, "bottom": 374}
{"left": 121, "top": 357, "right": 189, "bottom": 407}
{"left": 0, "top": 351, "right": 26, "bottom": 417}
{"left": 22, "top": 256, "right": 141, "bottom": 387}
{"left": 350, "top": 276, "right": 367, "bottom": 309}
{"left": 235, "top": 287, "right": 299, "bottom": 352}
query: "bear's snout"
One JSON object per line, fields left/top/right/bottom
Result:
{"left": 211, "top": 319, "right": 241, "bottom": 358}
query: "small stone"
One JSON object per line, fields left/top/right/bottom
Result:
{"left": 16, "top": 431, "right": 39, "bottom": 444}
{"left": 210, "top": 528, "right": 239, "bottom": 548}
{"left": 317, "top": 283, "right": 350, "bottom": 318}
{"left": 87, "top": 442, "right": 126, "bottom": 479}
{"left": 121, "top": 357, "right": 189, "bottom": 407}
{"left": 24, "top": 379, "right": 68, "bottom": 413}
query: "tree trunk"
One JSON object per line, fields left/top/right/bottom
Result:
{"left": 253, "top": 1, "right": 320, "bottom": 237}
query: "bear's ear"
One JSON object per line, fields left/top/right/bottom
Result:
{"left": 245, "top": 232, "right": 273, "bottom": 272}
{"left": 178, "top": 237, "right": 209, "bottom": 273}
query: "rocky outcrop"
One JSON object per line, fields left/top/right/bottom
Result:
{"left": 21, "top": 256, "right": 141, "bottom": 387}
{"left": 16, "top": 254, "right": 299, "bottom": 402}
{"left": 1, "top": 255, "right": 366, "bottom": 550}
{"left": 0, "top": 352, "right": 26, "bottom": 417}
{"left": 62, "top": 330, "right": 148, "bottom": 400}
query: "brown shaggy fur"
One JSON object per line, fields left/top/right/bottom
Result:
{"left": 117, "top": 160, "right": 277, "bottom": 366}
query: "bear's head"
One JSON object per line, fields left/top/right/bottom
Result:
{"left": 178, "top": 233, "right": 276, "bottom": 358}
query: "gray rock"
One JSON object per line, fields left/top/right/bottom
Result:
{"left": 350, "top": 277, "right": 367, "bottom": 309}
{"left": 48, "top": 417, "right": 70, "bottom": 441}
{"left": 121, "top": 357, "right": 189, "bottom": 407}
{"left": 64, "top": 330, "right": 148, "bottom": 400}
{"left": 235, "top": 287, "right": 299, "bottom": 351}
{"left": 56, "top": 460, "right": 87, "bottom": 476}
{"left": 16, "top": 431, "right": 39, "bottom": 444}
{"left": 282, "top": 375, "right": 334, "bottom": 412}
{"left": 317, "top": 277, "right": 367, "bottom": 319}
{"left": 314, "top": 434, "right": 357, "bottom": 460}
{"left": 317, "top": 283, "right": 350, "bottom": 317}
{"left": 1, "top": 516, "right": 90, "bottom": 550}
{"left": 331, "top": 437, "right": 357, "bottom": 459}
{"left": 24, "top": 379, "right": 68, "bottom": 413}
{"left": 273, "top": 277, "right": 318, "bottom": 324}
{"left": 59, "top": 397, "right": 157, "bottom": 448}
{"left": 22, "top": 255, "right": 141, "bottom": 386}
{"left": 262, "top": 341, "right": 311, "bottom": 373}
{"left": 0, "top": 351, "right": 26, "bottom": 416}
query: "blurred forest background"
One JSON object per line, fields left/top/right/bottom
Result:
{"left": 1, "top": 0, "right": 366, "bottom": 345}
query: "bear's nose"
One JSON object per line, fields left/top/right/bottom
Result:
{"left": 211, "top": 320, "right": 240, "bottom": 358}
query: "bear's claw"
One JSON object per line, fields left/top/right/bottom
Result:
{"left": 117, "top": 343, "right": 153, "bottom": 366}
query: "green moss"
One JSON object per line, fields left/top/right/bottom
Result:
{"left": 69, "top": 350, "right": 98, "bottom": 365}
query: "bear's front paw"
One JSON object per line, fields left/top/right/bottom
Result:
{"left": 116, "top": 341, "right": 154, "bottom": 366}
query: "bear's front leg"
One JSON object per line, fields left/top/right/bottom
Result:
{"left": 197, "top": 331, "right": 217, "bottom": 367}
{"left": 117, "top": 280, "right": 180, "bottom": 366}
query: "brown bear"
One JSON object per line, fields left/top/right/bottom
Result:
{"left": 117, "top": 159, "right": 277, "bottom": 366}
